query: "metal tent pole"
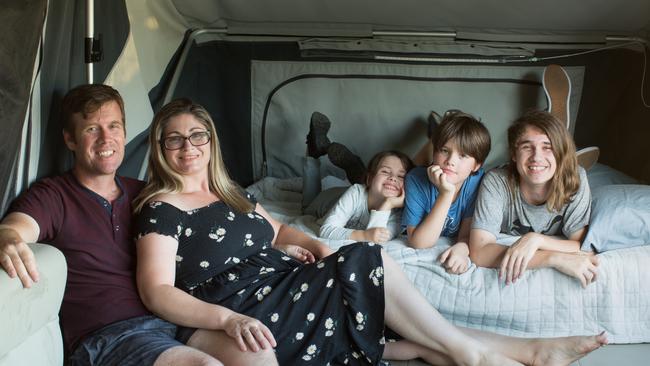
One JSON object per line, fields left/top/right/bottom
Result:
{"left": 85, "top": 0, "right": 94, "bottom": 83}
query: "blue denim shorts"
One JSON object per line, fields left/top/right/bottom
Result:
{"left": 68, "top": 315, "right": 182, "bottom": 366}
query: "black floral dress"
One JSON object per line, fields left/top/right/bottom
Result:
{"left": 135, "top": 193, "right": 387, "bottom": 365}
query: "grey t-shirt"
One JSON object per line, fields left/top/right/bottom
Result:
{"left": 472, "top": 167, "right": 591, "bottom": 239}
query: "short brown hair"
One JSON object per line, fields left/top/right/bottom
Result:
{"left": 60, "top": 84, "right": 125, "bottom": 133}
{"left": 431, "top": 111, "right": 491, "bottom": 165}
{"left": 507, "top": 109, "right": 579, "bottom": 212}
{"left": 365, "top": 150, "right": 414, "bottom": 186}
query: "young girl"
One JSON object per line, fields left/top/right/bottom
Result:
{"left": 319, "top": 150, "right": 414, "bottom": 243}
{"left": 403, "top": 111, "right": 492, "bottom": 274}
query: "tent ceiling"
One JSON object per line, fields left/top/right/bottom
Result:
{"left": 172, "top": 0, "right": 650, "bottom": 38}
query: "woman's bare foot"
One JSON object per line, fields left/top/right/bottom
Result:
{"left": 530, "top": 332, "right": 608, "bottom": 366}
{"left": 476, "top": 352, "right": 524, "bottom": 366}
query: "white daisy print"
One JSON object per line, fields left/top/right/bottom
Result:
{"left": 259, "top": 267, "right": 275, "bottom": 275}
{"left": 325, "top": 318, "right": 334, "bottom": 329}
{"left": 293, "top": 292, "right": 302, "bottom": 302}
{"left": 295, "top": 332, "right": 304, "bottom": 340}
{"left": 300, "top": 283, "right": 309, "bottom": 292}
{"left": 325, "top": 330, "right": 333, "bottom": 337}
{"left": 349, "top": 273, "right": 356, "bottom": 282}
{"left": 307, "top": 313, "right": 315, "bottom": 321}
{"left": 199, "top": 261, "right": 209, "bottom": 268}
{"left": 307, "top": 345, "right": 317, "bottom": 355}
{"left": 149, "top": 201, "right": 162, "bottom": 208}
{"left": 356, "top": 312, "right": 364, "bottom": 323}
{"left": 270, "top": 313, "right": 279, "bottom": 322}
{"left": 262, "top": 286, "right": 272, "bottom": 295}
{"left": 149, "top": 218, "right": 157, "bottom": 224}
{"left": 302, "top": 355, "right": 312, "bottom": 361}
{"left": 317, "top": 262, "right": 325, "bottom": 269}
{"left": 185, "top": 228, "right": 192, "bottom": 237}
{"left": 338, "top": 255, "right": 345, "bottom": 262}
{"left": 227, "top": 273, "right": 237, "bottom": 281}
{"left": 175, "top": 255, "right": 183, "bottom": 262}
{"left": 356, "top": 324, "right": 364, "bottom": 331}
{"left": 326, "top": 278, "right": 334, "bottom": 288}
{"left": 208, "top": 227, "right": 226, "bottom": 242}
{"left": 227, "top": 211, "right": 235, "bottom": 221}
{"left": 247, "top": 213, "right": 255, "bottom": 219}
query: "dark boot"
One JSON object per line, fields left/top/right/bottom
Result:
{"left": 306, "top": 112, "right": 332, "bottom": 158}
{"left": 428, "top": 111, "right": 442, "bottom": 139}
{"left": 328, "top": 142, "right": 366, "bottom": 185}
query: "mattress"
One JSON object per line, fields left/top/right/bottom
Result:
{"left": 247, "top": 175, "right": 650, "bottom": 343}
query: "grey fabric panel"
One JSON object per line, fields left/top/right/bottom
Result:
{"left": 251, "top": 61, "right": 584, "bottom": 180}
{"left": 37, "top": 0, "right": 129, "bottom": 181}
{"left": 171, "top": 0, "right": 650, "bottom": 36}
{"left": 0, "top": 0, "right": 46, "bottom": 213}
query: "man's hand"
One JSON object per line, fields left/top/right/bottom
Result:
{"left": 364, "top": 227, "right": 391, "bottom": 243}
{"left": 551, "top": 251, "right": 599, "bottom": 288}
{"left": 275, "top": 244, "right": 316, "bottom": 264}
{"left": 224, "top": 312, "right": 277, "bottom": 352}
{"left": 439, "top": 242, "right": 470, "bottom": 274}
{"left": 499, "top": 232, "right": 543, "bottom": 285}
{"left": 0, "top": 227, "right": 39, "bottom": 288}
{"left": 427, "top": 165, "right": 454, "bottom": 194}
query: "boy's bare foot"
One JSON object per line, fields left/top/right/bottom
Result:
{"left": 530, "top": 332, "right": 608, "bottom": 366}
{"left": 550, "top": 251, "right": 599, "bottom": 288}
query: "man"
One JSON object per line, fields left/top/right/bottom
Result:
{"left": 0, "top": 84, "right": 276, "bottom": 365}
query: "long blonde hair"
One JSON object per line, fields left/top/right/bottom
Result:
{"left": 507, "top": 110, "right": 580, "bottom": 212}
{"left": 133, "top": 98, "right": 254, "bottom": 214}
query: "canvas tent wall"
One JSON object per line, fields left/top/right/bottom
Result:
{"left": 2, "top": 0, "right": 650, "bottom": 213}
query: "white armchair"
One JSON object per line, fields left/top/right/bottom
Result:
{"left": 0, "top": 244, "right": 67, "bottom": 366}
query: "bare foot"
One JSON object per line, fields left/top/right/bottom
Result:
{"left": 531, "top": 332, "right": 608, "bottom": 366}
{"left": 476, "top": 352, "right": 524, "bottom": 366}
{"left": 551, "top": 252, "right": 599, "bottom": 288}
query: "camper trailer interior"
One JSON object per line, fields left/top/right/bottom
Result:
{"left": 1, "top": 0, "right": 649, "bottom": 365}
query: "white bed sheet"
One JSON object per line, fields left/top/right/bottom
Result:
{"left": 247, "top": 176, "right": 650, "bottom": 343}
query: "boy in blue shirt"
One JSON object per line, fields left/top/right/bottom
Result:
{"left": 403, "top": 111, "right": 491, "bottom": 274}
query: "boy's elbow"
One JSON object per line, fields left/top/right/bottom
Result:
{"left": 408, "top": 234, "right": 437, "bottom": 249}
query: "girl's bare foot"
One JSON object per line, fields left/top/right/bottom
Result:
{"left": 531, "top": 332, "right": 608, "bottom": 366}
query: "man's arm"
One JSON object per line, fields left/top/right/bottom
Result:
{"left": 0, "top": 212, "right": 41, "bottom": 287}
{"left": 469, "top": 228, "right": 598, "bottom": 287}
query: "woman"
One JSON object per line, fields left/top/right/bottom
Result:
{"left": 469, "top": 110, "right": 599, "bottom": 287}
{"left": 134, "top": 99, "right": 606, "bottom": 365}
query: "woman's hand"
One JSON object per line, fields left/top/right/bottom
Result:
{"left": 224, "top": 312, "right": 277, "bottom": 352}
{"left": 427, "top": 165, "right": 455, "bottom": 194}
{"left": 499, "top": 232, "right": 543, "bottom": 284}
{"left": 438, "top": 242, "right": 470, "bottom": 274}
{"left": 275, "top": 243, "right": 316, "bottom": 264}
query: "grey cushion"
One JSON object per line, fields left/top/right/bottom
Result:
{"left": 582, "top": 185, "right": 650, "bottom": 252}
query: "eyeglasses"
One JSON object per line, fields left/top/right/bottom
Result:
{"left": 160, "top": 131, "right": 211, "bottom": 150}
